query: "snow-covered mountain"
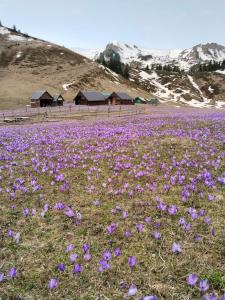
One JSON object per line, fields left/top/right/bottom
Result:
{"left": 73, "top": 41, "right": 225, "bottom": 71}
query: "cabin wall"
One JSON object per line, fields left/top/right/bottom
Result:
{"left": 121, "top": 100, "right": 134, "bottom": 105}
{"left": 88, "top": 101, "right": 106, "bottom": 106}
{"left": 30, "top": 100, "right": 40, "bottom": 108}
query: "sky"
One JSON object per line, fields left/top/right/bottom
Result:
{"left": 0, "top": 0, "right": 224, "bottom": 50}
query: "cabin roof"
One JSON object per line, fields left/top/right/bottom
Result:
{"left": 110, "top": 92, "right": 133, "bottom": 100}
{"left": 76, "top": 91, "right": 106, "bottom": 101}
{"left": 31, "top": 90, "right": 51, "bottom": 100}
{"left": 53, "top": 94, "right": 64, "bottom": 102}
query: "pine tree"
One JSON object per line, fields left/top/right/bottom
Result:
{"left": 12, "top": 25, "right": 17, "bottom": 32}
{"left": 123, "top": 64, "right": 129, "bottom": 79}
{"left": 145, "top": 64, "right": 149, "bottom": 71}
{"left": 0, "top": 20, "right": 2, "bottom": 27}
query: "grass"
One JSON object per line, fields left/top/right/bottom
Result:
{"left": 0, "top": 109, "right": 225, "bottom": 299}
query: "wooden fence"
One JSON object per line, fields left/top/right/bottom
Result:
{"left": 0, "top": 104, "right": 145, "bottom": 124}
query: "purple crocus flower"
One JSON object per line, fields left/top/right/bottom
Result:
{"left": 143, "top": 296, "right": 158, "bottom": 300}
{"left": 124, "top": 230, "right": 131, "bottom": 238}
{"left": 8, "top": 267, "right": 17, "bottom": 278}
{"left": 127, "top": 284, "right": 137, "bottom": 296}
{"left": 208, "top": 194, "right": 215, "bottom": 202}
{"left": 57, "top": 263, "right": 65, "bottom": 272}
{"left": 73, "top": 264, "right": 82, "bottom": 274}
{"left": 0, "top": 273, "right": 4, "bottom": 282}
{"left": 103, "top": 250, "right": 112, "bottom": 261}
{"left": 152, "top": 231, "right": 161, "bottom": 240}
{"left": 123, "top": 211, "right": 129, "bottom": 218}
{"left": 218, "top": 177, "right": 225, "bottom": 185}
{"left": 168, "top": 204, "right": 178, "bottom": 215}
{"left": 172, "top": 243, "right": 182, "bottom": 253}
{"left": 54, "top": 202, "right": 65, "bottom": 210}
{"left": 202, "top": 293, "right": 217, "bottom": 300}
{"left": 136, "top": 223, "right": 143, "bottom": 232}
{"left": 70, "top": 253, "right": 78, "bottom": 263}
{"left": 220, "top": 294, "right": 225, "bottom": 300}
{"left": 107, "top": 223, "right": 117, "bottom": 234}
{"left": 83, "top": 252, "right": 92, "bottom": 261}
{"left": 23, "top": 208, "right": 29, "bottom": 217}
{"left": 44, "top": 204, "right": 49, "bottom": 212}
{"left": 64, "top": 207, "right": 75, "bottom": 218}
{"left": 194, "top": 234, "right": 202, "bottom": 242}
{"left": 48, "top": 278, "right": 58, "bottom": 289}
{"left": 66, "top": 244, "right": 74, "bottom": 252}
{"left": 82, "top": 244, "right": 90, "bottom": 253}
{"left": 186, "top": 273, "right": 198, "bottom": 286}
{"left": 179, "top": 217, "right": 186, "bottom": 225}
{"left": 199, "top": 279, "right": 209, "bottom": 292}
{"left": 128, "top": 256, "right": 137, "bottom": 268}
{"left": 98, "top": 259, "right": 110, "bottom": 272}
{"left": 114, "top": 247, "right": 121, "bottom": 257}
{"left": 144, "top": 217, "right": 152, "bottom": 224}
{"left": 204, "top": 217, "right": 212, "bottom": 225}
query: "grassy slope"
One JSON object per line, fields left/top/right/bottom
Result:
{"left": 0, "top": 108, "right": 225, "bottom": 299}
{"left": 0, "top": 32, "right": 149, "bottom": 110}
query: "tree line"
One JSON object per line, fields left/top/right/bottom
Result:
{"left": 96, "top": 52, "right": 130, "bottom": 79}
{"left": 191, "top": 60, "right": 225, "bottom": 72}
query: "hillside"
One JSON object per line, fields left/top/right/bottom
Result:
{"left": 74, "top": 41, "right": 225, "bottom": 108}
{"left": 0, "top": 26, "right": 149, "bottom": 110}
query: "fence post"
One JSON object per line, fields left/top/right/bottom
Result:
{"left": 108, "top": 106, "right": 110, "bottom": 118}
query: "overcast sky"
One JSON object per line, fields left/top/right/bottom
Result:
{"left": 0, "top": 0, "right": 224, "bottom": 49}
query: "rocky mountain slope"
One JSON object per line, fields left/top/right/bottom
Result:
{"left": 74, "top": 41, "right": 225, "bottom": 71}
{"left": 0, "top": 26, "right": 148, "bottom": 110}
{"left": 74, "top": 41, "right": 225, "bottom": 108}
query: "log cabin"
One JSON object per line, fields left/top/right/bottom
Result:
{"left": 74, "top": 91, "right": 107, "bottom": 106}
{"left": 52, "top": 94, "right": 64, "bottom": 106}
{"left": 30, "top": 91, "right": 53, "bottom": 108}
{"left": 108, "top": 92, "right": 133, "bottom": 105}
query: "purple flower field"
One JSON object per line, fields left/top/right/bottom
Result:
{"left": 0, "top": 108, "right": 225, "bottom": 299}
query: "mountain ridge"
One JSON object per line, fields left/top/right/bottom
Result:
{"left": 73, "top": 41, "right": 225, "bottom": 71}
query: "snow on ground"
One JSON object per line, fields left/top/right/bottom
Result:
{"left": 215, "top": 101, "right": 225, "bottom": 109}
{"left": 187, "top": 75, "right": 208, "bottom": 101}
{"left": 62, "top": 83, "right": 73, "bottom": 91}
{"left": 208, "top": 86, "right": 214, "bottom": 93}
{"left": 139, "top": 71, "right": 159, "bottom": 80}
{"left": 216, "top": 70, "right": 225, "bottom": 75}
{"left": 105, "top": 67, "right": 119, "bottom": 81}
{"left": 180, "top": 99, "right": 211, "bottom": 108}
{"left": 60, "top": 52, "right": 64, "bottom": 55}
{"left": 72, "top": 47, "right": 104, "bottom": 60}
{"left": 16, "top": 51, "right": 22, "bottom": 59}
{"left": 0, "top": 27, "right": 10, "bottom": 35}
{"left": 8, "top": 35, "right": 26, "bottom": 42}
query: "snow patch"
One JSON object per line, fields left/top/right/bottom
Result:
{"left": 187, "top": 75, "right": 208, "bottom": 101}
{"left": 16, "top": 51, "right": 22, "bottom": 59}
{"left": 216, "top": 70, "right": 225, "bottom": 75}
{"left": 0, "top": 27, "right": 10, "bottom": 35}
{"left": 63, "top": 83, "right": 73, "bottom": 91}
{"left": 208, "top": 86, "right": 214, "bottom": 93}
{"left": 8, "top": 35, "right": 26, "bottom": 42}
{"left": 139, "top": 70, "right": 159, "bottom": 80}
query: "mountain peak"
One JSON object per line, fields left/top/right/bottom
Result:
{"left": 74, "top": 41, "right": 225, "bottom": 71}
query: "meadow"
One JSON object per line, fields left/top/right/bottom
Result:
{"left": 0, "top": 108, "right": 225, "bottom": 300}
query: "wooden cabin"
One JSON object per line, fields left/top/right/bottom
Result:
{"left": 30, "top": 91, "right": 53, "bottom": 108}
{"left": 52, "top": 94, "right": 64, "bottom": 106}
{"left": 108, "top": 92, "right": 133, "bottom": 105}
{"left": 74, "top": 91, "right": 107, "bottom": 106}
{"left": 134, "top": 97, "right": 147, "bottom": 104}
